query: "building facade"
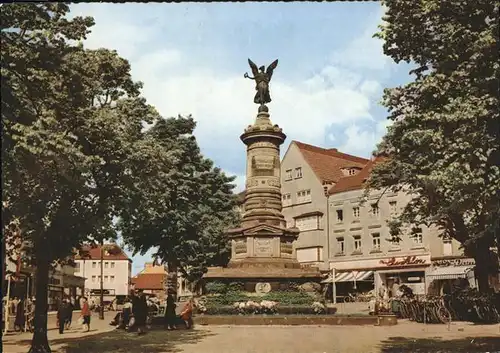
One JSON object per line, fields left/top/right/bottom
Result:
{"left": 131, "top": 262, "right": 196, "bottom": 300}
{"left": 74, "top": 244, "right": 132, "bottom": 303}
{"left": 324, "top": 157, "right": 472, "bottom": 299}
{"left": 280, "top": 141, "right": 369, "bottom": 270}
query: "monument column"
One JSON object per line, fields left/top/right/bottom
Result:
{"left": 241, "top": 106, "right": 286, "bottom": 229}
{"left": 203, "top": 58, "right": 321, "bottom": 289}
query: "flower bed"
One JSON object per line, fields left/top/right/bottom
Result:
{"left": 199, "top": 303, "right": 336, "bottom": 316}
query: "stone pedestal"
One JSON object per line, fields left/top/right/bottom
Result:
{"left": 205, "top": 106, "right": 321, "bottom": 290}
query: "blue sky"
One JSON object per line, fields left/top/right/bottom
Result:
{"left": 70, "top": 2, "right": 413, "bottom": 275}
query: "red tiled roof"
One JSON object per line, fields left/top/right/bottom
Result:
{"left": 293, "top": 141, "right": 369, "bottom": 183}
{"left": 328, "top": 156, "right": 387, "bottom": 195}
{"left": 131, "top": 273, "right": 166, "bottom": 290}
{"left": 75, "top": 245, "right": 131, "bottom": 261}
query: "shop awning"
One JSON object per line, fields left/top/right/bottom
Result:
{"left": 427, "top": 266, "right": 474, "bottom": 280}
{"left": 321, "top": 270, "right": 374, "bottom": 283}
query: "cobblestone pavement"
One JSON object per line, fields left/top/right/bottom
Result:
{"left": 3, "top": 317, "right": 499, "bottom": 353}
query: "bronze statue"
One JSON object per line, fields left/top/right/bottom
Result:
{"left": 244, "top": 59, "right": 279, "bottom": 106}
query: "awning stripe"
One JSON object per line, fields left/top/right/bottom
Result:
{"left": 321, "top": 270, "right": 374, "bottom": 283}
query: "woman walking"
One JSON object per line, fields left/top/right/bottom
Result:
{"left": 14, "top": 298, "right": 25, "bottom": 332}
{"left": 132, "top": 291, "right": 148, "bottom": 335}
{"left": 80, "top": 297, "right": 91, "bottom": 332}
{"left": 164, "top": 293, "right": 177, "bottom": 330}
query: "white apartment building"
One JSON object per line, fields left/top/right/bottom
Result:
{"left": 74, "top": 244, "right": 132, "bottom": 303}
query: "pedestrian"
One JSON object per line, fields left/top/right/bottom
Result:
{"left": 122, "top": 297, "right": 132, "bottom": 329}
{"left": 57, "top": 299, "right": 69, "bottom": 334}
{"left": 65, "top": 298, "right": 74, "bottom": 329}
{"left": 164, "top": 293, "right": 177, "bottom": 330}
{"left": 80, "top": 297, "right": 91, "bottom": 332}
{"left": 14, "top": 298, "right": 25, "bottom": 332}
{"left": 132, "top": 290, "right": 148, "bottom": 335}
{"left": 179, "top": 298, "right": 195, "bottom": 329}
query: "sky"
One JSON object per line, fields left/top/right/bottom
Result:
{"left": 69, "top": 2, "right": 413, "bottom": 275}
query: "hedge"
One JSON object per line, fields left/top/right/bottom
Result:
{"left": 202, "top": 305, "right": 338, "bottom": 316}
{"left": 204, "top": 290, "right": 316, "bottom": 306}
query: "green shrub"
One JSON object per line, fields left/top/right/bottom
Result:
{"left": 205, "top": 290, "right": 249, "bottom": 305}
{"left": 228, "top": 281, "right": 244, "bottom": 292}
{"left": 205, "top": 281, "right": 228, "bottom": 294}
{"left": 202, "top": 305, "right": 337, "bottom": 316}
{"left": 262, "top": 291, "right": 314, "bottom": 305}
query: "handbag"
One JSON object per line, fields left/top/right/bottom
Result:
{"left": 128, "top": 316, "right": 136, "bottom": 327}
{"left": 77, "top": 317, "right": 84, "bottom": 325}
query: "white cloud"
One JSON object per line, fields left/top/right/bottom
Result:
{"left": 70, "top": 3, "right": 391, "bottom": 169}
{"left": 339, "top": 119, "right": 391, "bottom": 157}
{"left": 226, "top": 172, "right": 246, "bottom": 193}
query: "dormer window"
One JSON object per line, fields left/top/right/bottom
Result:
{"left": 341, "top": 167, "right": 361, "bottom": 176}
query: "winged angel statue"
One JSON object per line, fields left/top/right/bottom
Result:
{"left": 244, "top": 58, "right": 279, "bottom": 106}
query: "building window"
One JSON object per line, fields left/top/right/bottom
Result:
{"left": 370, "top": 203, "right": 380, "bottom": 218}
{"left": 294, "top": 167, "right": 303, "bottom": 179}
{"left": 110, "top": 275, "right": 115, "bottom": 283}
{"left": 337, "top": 237, "right": 345, "bottom": 254}
{"left": 104, "top": 262, "right": 109, "bottom": 269}
{"left": 353, "top": 207, "right": 360, "bottom": 219}
{"left": 372, "top": 233, "right": 381, "bottom": 250}
{"left": 104, "top": 275, "right": 109, "bottom": 282}
{"left": 297, "top": 189, "right": 311, "bottom": 203}
{"left": 389, "top": 201, "right": 397, "bottom": 216}
{"left": 92, "top": 262, "right": 97, "bottom": 268}
{"left": 336, "top": 209, "right": 343, "bottom": 223}
{"left": 110, "top": 262, "right": 115, "bottom": 269}
{"left": 285, "top": 169, "right": 293, "bottom": 181}
{"left": 75, "top": 262, "right": 80, "bottom": 271}
{"left": 443, "top": 238, "right": 452, "bottom": 256}
{"left": 348, "top": 169, "right": 356, "bottom": 176}
{"left": 92, "top": 276, "right": 96, "bottom": 283}
{"left": 282, "top": 193, "right": 292, "bottom": 207}
{"left": 391, "top": 236, "right": 400, "bottom": 247}
{"left": 412, "top": 228, "right": 423, "bottom": 245}
{"left": 353, "top": 235, "right": 362, "bottom": 252}
{"left": 295, "top": 215, "right": 319, "bottom": 231}
{"left": 98, "top": 275, "right": 101, "bottom": 281}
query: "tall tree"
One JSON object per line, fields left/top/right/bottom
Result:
{"left": 368, "top": 0, "right": 499, "bottom": 292}
{"left": 2, "top": 4, "right": 157, "bottom": 352}
{"left": 118, "top": 116, "right": 239, "bottom": 295}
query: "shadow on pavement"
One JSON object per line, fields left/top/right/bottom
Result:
{"left": 379, "top": 336, "right": 500, "bottom": 353}
{"left": 51, "top": 327, "right": 215, "bottom": 353}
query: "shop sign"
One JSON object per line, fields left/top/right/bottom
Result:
{"left": 380, "top": 256, "right": 427, "bottom": 267}
{"left": 432, "top": 258, "right": 475, "bottom": 267}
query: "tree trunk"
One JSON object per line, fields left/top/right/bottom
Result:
{"left": 28, "top": 255, "right": 51, "bottom": 353}
{"left": 473, "top": 239, "right": 492, "bottom": 293}
{"left": 166, "top": 262, "right": 178, "bottom": 300}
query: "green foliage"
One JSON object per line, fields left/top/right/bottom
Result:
{"left": 203, "top": 305, "right": 334, "bottom": 316}
{"left": 228, "top": 281, "right": 245, "bottom": 292}
{"left": 117, "top": 115, "right": 240, "bottom": 285}
{"left": 205, "top": 281, "right": 228, "bottom": 294}
{"left": 368, "top": 0, "right": 500, "bottom": 292}
{"left": 204, "top": 290, "right": 315, "bottom": 306}
{"left": 261, "top": 291, "right": 314, "bottom": 305}
{"left": 205, "top": 291, "right": 250, "bottom": 306}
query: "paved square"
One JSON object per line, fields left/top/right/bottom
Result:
{"left": 3, "top": 315, "right": 500, "bottom": 353}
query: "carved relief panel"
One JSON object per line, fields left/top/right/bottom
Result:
{"left": 254, "top": 238, "right": 273, "bottom": 257}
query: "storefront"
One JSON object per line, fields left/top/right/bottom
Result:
{"left": 325, "top": 253, "right": 431, "bottom": 301}
{"left": 426, "top": 258, "right": 476, "bottom": 295}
